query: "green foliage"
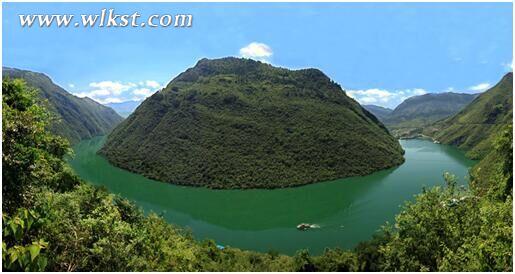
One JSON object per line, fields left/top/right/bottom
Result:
{"left": 2, "top": 79, "right": 80, "bottom": 212}
{"left": 311, "top": 248, "right": 359, "bottom": 271}
{"left": 292, "top": 248, "right": 360, "bottom": 271}
{"left": 3, "top": 67, "right": 123, "bottom": 144}
{"left": 2, "top": 208, "right": 49, "bottom": 271}
{"left": 101, "top": 57, "right": 404, "bottom": 189}
{"left": 378, "top": 174, "right": 482, "bottom": 271}
{"left": 354, "top": 231, "right": 392, "bottom": 271}
{"left": 375, "top": 170, "right": 512, "bottom": 271}
{"left": 471, "top": 124, "right": 513, "bottom": 200}
{"left": 437, "top": 197, "right": 512, "bottom": 271}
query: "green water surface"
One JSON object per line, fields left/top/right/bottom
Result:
{"left": 68, "top": 136, "right": 476, "bottom": 255}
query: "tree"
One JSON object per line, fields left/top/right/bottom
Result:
{"left": 2, "top": 79, "right": 78, "bottom": 212}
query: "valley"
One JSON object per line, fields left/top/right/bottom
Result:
{"left": 69, "top": 135, "right": 475, "bottom": 255}
{"left": 2, "top": 3, "right": 512, "bottom": 271}
{"left": 3, "top": 63, "right": 512, "bottom": 271}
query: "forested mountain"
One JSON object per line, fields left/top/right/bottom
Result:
{"left": 100, "top": 57, "right": 404, "bottom": 189}
{"left": 426, "top": 73, "right": 513, "bottom": 159}
{"left": 2, "top": 67, "right": 123, "bottom": 144}
{"left": 363, "top": 104, "right": 393, "bottom": 121}
{"left": 106, "top": 100, "right": 142, "bottom": 117}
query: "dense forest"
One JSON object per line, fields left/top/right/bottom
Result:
{"left": 100, "top": 57, "right": 404, "bottom": 189}
{"left": 2, "top": 77, "right": 512, "bottom": 271}
{"left": 2, "top": 67, "right": 123, "bottom": 144}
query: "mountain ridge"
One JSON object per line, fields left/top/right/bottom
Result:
{"left": 385, "top": 92, "right": 478, "bottom": 125}
{"left": 3, "top": 67, "right": 123, "bottom": 143}
{"left": 363, "top": 104, "right": 393, "bottom": 121}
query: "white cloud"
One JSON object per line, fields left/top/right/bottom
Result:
{"left": 412, "top": 88, "right": 427, "bottom": 96}
{"left": 346, "top": 88, "right": 427, "bottom": 108}
{"left": 132, "top": 88, "right": 155, "bottom": 100}
{"left": 359, "top": 96, "right": 379, "bottom": 104}
{"left": 239, "top": 42, "right": 273, "bottom": 62}
{"left": 346, "top": 88, "right": 393, "bottom": 103}
{"left": 68, "top": 83, "right": 75, "bottom": 88}
{"left": 73, "top": 80, "right": 162, "bottom": 104}
{"left": 96, "top": 97, "right": 124, "bottom": 104}
{"left": 145, "top": 80, "right": 161, "bottom": 89}
{"left": 468, "top": 82, "right": 491, "bottom": 92}
{"left": 74, "top": 89, "right": 111, "bottom": 98}
{"left": 89, "top": 81, "right": 136, "bottom": 96}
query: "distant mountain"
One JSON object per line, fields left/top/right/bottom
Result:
{"left": 426, "top": 73, "right": 513, "bottom": 159}
{"left": 100, "top": 57, "right": 404, "bottom": 189}
{"left": 363, "top": 105, "right": 393, "bottom": 122}
{"left": 106, "top": 100, "right": 142, "bottom": 117}
{"left": 3, "top": 67, "right": 123, "bottom": 144}
{"left": 385, "top": 92, "right": 478, "bottom": 127}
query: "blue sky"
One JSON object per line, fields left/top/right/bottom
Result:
{"left": 3, "top": 2, "right": 513, "bottom": 108}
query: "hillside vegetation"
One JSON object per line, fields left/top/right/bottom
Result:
{"left": 2, "top": 67, "right": 123, "bottom": 144}
{"left": 100, "top": 57, "right": 404, "bottom": 189}
{"left": 425, "top": 72, "right": 513, "bottom": 159}
{"left": 2, "top": 77, "right": 511, "bottom": 271}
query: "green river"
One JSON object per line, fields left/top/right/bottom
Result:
{"left": 68, "top": 136, "right": 476, "bottom": 255}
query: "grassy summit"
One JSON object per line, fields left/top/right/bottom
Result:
{"left": 100, "top": 57, "right": 404, "bottom": 188}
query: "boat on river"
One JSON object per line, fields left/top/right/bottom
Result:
{"left": 297, "top": 223, "right": 320, "bottom": 231}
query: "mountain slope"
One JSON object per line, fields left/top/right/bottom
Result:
{"left": 426, "top": 72, "right": 512, "bottom": 159}
{"left": 100, "top": 57, "right": 404, "bottom": 189}
{"left": 363, "top": 104, "right": 392, "bottom": 122}
{"left": 3, "top": 67, "right": 123, "bottom": 143}
{"left": 385, "top": 92, "right": 478, "bottom": 127}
